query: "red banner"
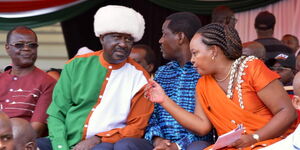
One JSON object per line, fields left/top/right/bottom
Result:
{"left": 0, "top": 0, "right": 79, "bottom": 12}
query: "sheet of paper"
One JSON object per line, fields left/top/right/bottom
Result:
{"left": 213, "top": 125, "right": 244, "bottom": 150}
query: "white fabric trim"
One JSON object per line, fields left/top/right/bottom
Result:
{"left": 86, "top": 63, "right": 147, "bottom": 138}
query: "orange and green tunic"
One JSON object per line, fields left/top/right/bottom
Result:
{"left": 47, "top": 50, "right": 154, "bottom": 150}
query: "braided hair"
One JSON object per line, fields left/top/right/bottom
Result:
{"left": 196, "top": 23, "right": 242, "bottom": 60}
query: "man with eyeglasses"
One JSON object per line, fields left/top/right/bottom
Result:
{"left": 0, "top": 26, "right": 56, "bottom": 138}
{"left": 267, "top": 53, "right": 296, "bottom": 87}
{"left": 211, "top": 5, "right": 237, "bottom": 27}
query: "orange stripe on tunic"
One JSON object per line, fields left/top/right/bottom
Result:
{"left": 196, "top": 59, "right": 290, "bottom": 149}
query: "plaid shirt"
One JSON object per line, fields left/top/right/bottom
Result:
{"left": 145, "top": 61, "right": 213, "bottom": 149}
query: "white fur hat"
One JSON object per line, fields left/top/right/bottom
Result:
{"left": 94, "top": 5, "right": 145, "bottom": 42}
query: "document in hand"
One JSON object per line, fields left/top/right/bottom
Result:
{"left": 212, "top": 125, "right": 244, "bottom": 150}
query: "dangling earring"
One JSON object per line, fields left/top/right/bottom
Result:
{"left": 211, "top": 56, "right": 215, "bottom": 61}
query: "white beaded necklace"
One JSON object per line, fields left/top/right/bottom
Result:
{"left": 226, "top": 56, "right": 257, "bottom": 109}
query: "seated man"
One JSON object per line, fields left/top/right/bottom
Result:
{"left": 267, "top": 53, "right": 296, "bottom": 86}
{"left": 260, "top": 72, "right": 300, "bottom": 150}
{"left": 0, "top": 111, "right": 14, "bottom": 150}
{"left": 37, "top": 5, "right": 154, "bottom": 150}
{"left": 211, "top": 5, "right": 236, "bottom": 27}
{"left": 294, "top": 73, "right": 300, "bottom": 121}
{"left": 118, "top": 12, "right": 213, "bottom": 150}
{"left": 130, "top": 44, "right": 157, "bottom": 75}
{"left": 242, "top": 41, "right": 266, "bottom": 60}
{"left": 296, "top": 54, "right": 300, "bottom": 72}
{"left": 11, "top": 118, "right": 37, "bottom": 150}
{"left": 0, "top": 26, "right": 56, "bottom": 137}
{"left": 254, "top": 11, "right": 295, "bottom": 64}
{"left": 282, "top": 34, "right": 300, "bottom": 56}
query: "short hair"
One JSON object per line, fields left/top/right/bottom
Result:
{"left": 132, "top": 44, "right": 158, "bottom": 73}
{"left": 211, "top": 5, "right": 234, "bottom": 25}
{"left": 196, "top": 23, "right": 242, "bottom": 60}
{"left": 282, "top": 34, "right": 299, "bottom": 45}
{"left": 242, "top": 41, "right": 266, "bottom": 60}
{"left": 6, "top": 26, "right": 37, "bottom": 43}
{"left": 255, "top": 11, "right": 276, "bottom": 30}
{"left": 166, "top": 12, "right": 202, "bottom": 41}
{"left": 10, "top": 118, "right": 37, "bottom": 149}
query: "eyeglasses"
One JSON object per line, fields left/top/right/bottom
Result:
{"left": 8, "top": 42, "right": 39, "bottom": 49}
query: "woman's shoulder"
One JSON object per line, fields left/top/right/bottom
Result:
{"left": 246, "top": 57, "right": 264, "bottom": 67}
{"left": 245, "top": 57, "right": 272, "bottom": 75}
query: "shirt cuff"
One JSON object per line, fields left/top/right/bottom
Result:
{"left": 96, "top": 130, "right": 118, "bottom": 137}
{"left": 176, "top": 143, "right": 182, "bottom": 150}
{"left": 144, "top": 128, "right": 163, "bottom": 143}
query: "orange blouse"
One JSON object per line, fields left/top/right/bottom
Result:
{"left": 197, "top": 59, "right": 288, "bottom": 149}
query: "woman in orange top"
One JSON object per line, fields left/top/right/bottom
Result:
{"left": 145, "top": 23, "right": 297, "bottom": 149}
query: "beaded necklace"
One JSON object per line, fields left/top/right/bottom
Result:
{"left": 226, "top": 56, "right": 258, "bottom": 109}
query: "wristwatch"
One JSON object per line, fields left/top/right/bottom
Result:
{"left": 252, "top": 134, "right": 260, "bottom": 142}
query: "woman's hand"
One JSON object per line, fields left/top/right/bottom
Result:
{"left": 228, "top": 134, "right": 257, "bottom": 148}
{"left": 144, "top": 79, "right": 168, "bottom": 104}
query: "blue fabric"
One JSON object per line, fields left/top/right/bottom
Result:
{"left": 145, "top": 61, "right": 213, "bottom": 150}
{"left": 114, "top": 138, "right": 153, "bottom": 150}
{"left": 92, "top": 138, "right": 153, "bottom": 150}
{"left": 37, "top": 137, "right": 53, "bottom": 150}
{"left": 92, "top": 143, "right": 114, "bottom": 150}
{"left": 186, "top": 141, "right": 211, "bottom": 150}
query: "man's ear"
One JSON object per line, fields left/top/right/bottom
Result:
{"left": 145, "top": 64, "right": 154, "bottom": 74}
{"left": 5, "top": 42, "right": 8, "bottom": 47}
{"left": 99, "top": 35, "right": 105, "bottom": 44}
{"left": 5, "top": 43, "right": 10, "bottom": 55}
{"left": 176, "top": 32, "right": 186, "bottom": 45}
{"left": 24, "top": 141, "right": 36, "bottom": 150}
